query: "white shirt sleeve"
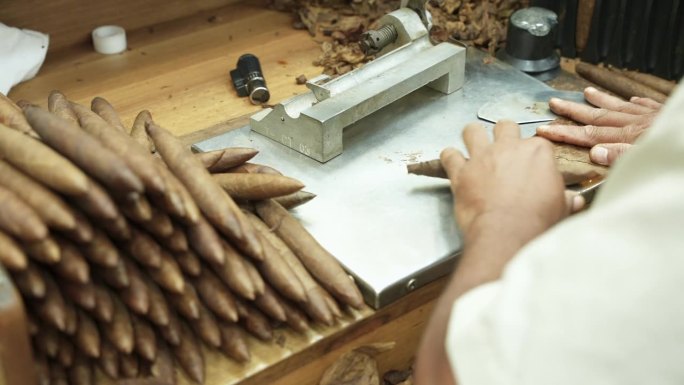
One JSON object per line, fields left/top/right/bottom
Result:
{"left": 445, "top": 85, "right": 684, "bottom": 385}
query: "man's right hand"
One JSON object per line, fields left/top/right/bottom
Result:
{"left": 536, "top": 87, "right": 662, "bottom": 166}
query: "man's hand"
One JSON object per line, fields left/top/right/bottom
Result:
{"left": 441, "top": 120, "right": 571, "bottom": 245}
{"left": 536, "top": 87, "right": 662, "bottom": 166}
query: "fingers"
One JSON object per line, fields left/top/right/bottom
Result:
{"left": 463, "top": 123, "right": 489, "bottom": 157}
{"left": 590, "top": 143, "right": 632, "bottom": 166}
{"left": 564, "top": 190, "right": 586, "bottom": 215}
{"left": 583, "top": 87, "right": 654, "bottom": 115}
{"left": 440, "top": 147, "right": 467, "bottom": 191}
{"left": 549, "top": 97, "right": 639, "bottom": 127}
{"left": 630, "top": 96, "right": 663, "bottom": 111}
{"left": 493, "top": 120, "right": 520, "bottom": 142}
{"left": 536, "top": 124, "right": 626, "bottom": 147}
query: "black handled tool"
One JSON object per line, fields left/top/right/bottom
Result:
{"left": 230, "top": 53, "right": 270, "bottom": 105}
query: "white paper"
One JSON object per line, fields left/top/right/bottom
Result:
{"left": 0, "top": 23, "right": 49, "bottom": 94}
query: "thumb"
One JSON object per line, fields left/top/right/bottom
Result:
{"left": 590, "top": 143, "right": 632, "bottom": 166}
{"left": 565, "top": 190, "right": 586, "bottom": 215}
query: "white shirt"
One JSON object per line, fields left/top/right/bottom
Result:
{"left": 446, "top": 85, "right": 684, "bottom": 385}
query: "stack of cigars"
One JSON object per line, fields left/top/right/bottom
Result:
{"left": 0, "top": 91, "right": 364, "bottom": 385}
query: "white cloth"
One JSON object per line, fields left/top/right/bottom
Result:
{"left": 446, "top": 84, "right": 684, "bottom": 384}
{"left": 0, "top": 23, "right": 49, "bottom": 94}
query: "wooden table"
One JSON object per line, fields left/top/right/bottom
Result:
{"left": 7, "top": 2, "right": 450, "bottom": 384}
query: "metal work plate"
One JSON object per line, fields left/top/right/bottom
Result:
{"left": 194, "top": 48, "right": 557, "bottom": 309}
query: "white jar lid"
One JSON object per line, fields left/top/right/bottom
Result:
{"left": 92, "top": 25, "right": 127, "bottom": 54}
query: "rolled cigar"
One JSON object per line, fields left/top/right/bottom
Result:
{"left": 255, "top": 199, "right": 364, "bottom": 309}
{"left": 235, "top": 299, "right": 273, "bottom": 341}
{"left": 121, "top": 259, "right": 150, "bottom": 315}
{"left": 102, "top": 212, "right": 131, "bottom": 240}
{"left": 99, "top": 340, "right": 120, "bottom": 379}
{"left": 68, "top": 351, "right": 94, "bottom": 385}
{"left": 145, "top": 249, "right": 185, "bottom": 294}
{"left": 97, "top": 257, "right": 130, "bottom": 289}
{"left": 23, "top": 237, "right": 61, "bottom": 265}
{"left": 0, "top": 229, "right": 28, "bottom": 271}
{"left": 92, "top": 283, "right": 115, "bottom": 322}
{"left": 119, "top": 353, "right": 140, "bottom": 378}
{"left": 159, "top": 310, "right": 182, "bottom": 346}
{"left": 23, "top": 105, "right": 144, "bottom": 195}
{"left": 67, "top": 209, "right": 95, "bottom": 243}
{"left": 213, "top": 241, "right": 258, "bottom": 300}
{"left": 142, "top": 274, "right": 171, "bottom": 327}
{"left": 321, "top": 289, "right": 343, "bottom": 319}
{"left": 161, "top": 223, "right": 188, "bottom": 253}
{"left": 103, "top": 295, "right": 135, "bottom": 354}
{"left": 279, "top": 297, "right": 310, "bottom": 333}
{"left": 63, "top": 299, "right": 79, "bottom": 335}
{"left": 34, "top": 324, "right": 60, "bottom": 358}
{"left": 70, "top": 177, "right": 119, "bottom": 222}
{"left": 81, "top": 229, "right": 120, "bottom": 268}
{"left": 131, "top": 314, "right": 157, "bottom": 362}
{"left": 130, "top": 110, "right": 155, "bottom": 153}
{"left": 619, "top": 69, "right": 676, "bottom": 95}
{"left": 120, "top": 194, "right": 153, "bottom": 222}
{"left": 576, "top": 0, "right": 596, "bottom": 53}
{"left": 172, "top": 322, "right": 205, "bottom": 384}
{"left": 53, "top": 237, "right": 90, "bottom": 284}
{"left": 126, "top": 227, "right": 163, "bottom": 268}
{"left": 406, "top": 159, "right": 447, "bottom": 179}
{"left": 0, "top": 159, "right": 76, "bottom": 231}
{"left": 0, "top": 185, "right": 48, "bottom": 242}
{"left": 169, "top": 284, "right": 201, "bottom": 320}
{"left": 218, "top": 322, "right": 251, "bottom": 363}
{"left": 227, "top": 162, "right": 283, "bottom": 175}
{"left": 191, "top": 301, "right": 222, "bottom": 348}
{"left": 192, "top": 268, "right": 238, "bottom": 322}
{"left": 576, "top": 62, "right": 668, "bottom": 103}
{"left": 12, "top": 262, "right": 46, "bottom": 299}
{"left": 241, "top": 255, "right": 266, "bottom": 297}
{"left": 49, "top": 361, "right": 69, "bottom": 385}
{"left": 75, "top": 309, "right": 101, "bottom": 358}
{"left": 91, "top": 96, "right": 127, "bottom": 132}
{"left": 273, "top": 191, "right": 317, "bottom": 210}
{"left": 155, "top": 158, "right": 199, "bottom": 223}
{"left": 57, "top": 334, "right": 76, "bottom": 367}
{"left": 196, "top": 147, "right": 258, "bottom": 173}
{"left": 34, "top": 351, "right": 51, "bottom": 385}
{"left": 61, "top": 281, "right": 97, "bottom": 310}
{"left": 175, "top": 250, "right": 202, "bottom": 277}
{"left": 140, "top": 206, "right": 174, "bottom": 238}
{"left": 48, "top": 90, "right": 79, "bottom": 125}
{"left": 35, "top": 271, "right": 68, "bottom": 331}
{"left": 254, "top": 283, "right": 287, "bottom": 322}
{"left": 0, "top": 92, "right": 37, "bottom": 136}
{"left": 187, "top": 215, "right": 225, "bottom": 265}
{"left": 213, "top": 173, "right": 305, "bottom": 201}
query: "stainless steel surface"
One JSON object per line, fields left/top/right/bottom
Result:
{"left": 478, "top": 90, "right": 585, "bottom": 124}
{"left": 194, "top": 48, "right": 554, "bottom": 308}
{"left": 250, "top": 8, "right": 466, "bottom": 162}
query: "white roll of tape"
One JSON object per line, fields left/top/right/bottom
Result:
{"left": 92, "top": 25, "right": 127, "bottom": 54}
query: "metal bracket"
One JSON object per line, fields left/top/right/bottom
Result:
{"left": 250, "top": 8, "right": 466, "bottom": 162}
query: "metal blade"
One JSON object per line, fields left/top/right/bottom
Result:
{"left": 477, "top": 90, "right": 585, "bottom": 124}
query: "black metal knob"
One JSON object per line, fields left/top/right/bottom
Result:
{"left": 230, "top": 54, "right": 270, "bottom": 104}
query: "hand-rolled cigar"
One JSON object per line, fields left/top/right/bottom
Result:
{"left": 0, "top": 230, "right": 28, "bottom": 271}
{"left": 279, "top": 297, "right": 310, "bottom": 333}
{"left": 242, "top": 254, "right": 266, "bottom": 297}
{"left": 161, "top": 224, "right": 188, "bottom": 253}
{"left": 130, "top": 110, "right": 155, "bottom": 153}
{"left": 91, "top": 97, "right": 127, "bottom": 132}
{"left": 576, "top": 62, "right": 667, "bottom": 103}
{"left": 121, "top": 259, "right": 150, "bottom": 315}
{"left": 235, "top": 299, "right": 273, "bottom": 341}
{"left": 172, "top": 322, "right": 205, "bottom": 384}
{"left": 23, "top": 105, "right": 144, "bottom": 195}
{"left": 245, "top": 211, "right": 306, "bottom": 302}
{"left": 53, "top": 237, "right": 90, "bottom": 284}
{"left": 68, "top": 351, "right": 94, "bottom": 385}
{"left": 34, "top": 351, "right": 51, "bottom": 385}
{"left": 155, "top": 158, "right": 198, "bottom": 223}
{"left": 75, "top": 309, "right": 101, "bottom": 358}
{"left": 175, "top": 250, "right": 202, "bottom": 277}
{"left": 0, "top": 267, "right": 38, "bottom": 385}
{"left": 12, "top": 262, "right": 46, "bottom": 299}
{"left": 159, "top": 310, "right": 182, "bottom": 346}
{"left": 145, "top": 249, "right": 185, "bottom": 294}
{"left": 406, "top": 159, "right": 448, "bottom": 178}
{"left": 23, "top": 236, "right": 61, "bottom": 264}
{"left": 61, "top": 281, "right": 96, "bottom": 310}
{"left": 27, "top": 313, "right": 39, "bottom": 335}
{"left": 192, "top": 268, "right": 238, "bottom": 322}
{"left": 81, "top": 229, "right": 119, "bottom": 268}
{"left": 103, "top": 295, "right": 135, "bottom": 354}
{"left": 213, "top": 173, "right": 305, "bottom": 201}
{"left": 102, "top": 213, "right": 132, "bottom": 240}
{"left": 35, "top": 323, "right": 60, "bottom": 358}
{"left": 191, "top": 301, "right": 222, "bottom": 348}
{"left": 0, "top": 159, "right": 76, "bottom": 231}
{"left": 131, "top": 314, "right": 157, "bottom": 362}
{"left": 92, "top": 283, "right": 115, "bottom": 323}
{"left": 35, "top": 271, "right": 68, "bottom": 331}
{"left": 70, "top": 177, "right": 120, "bottom": 222}
{"left": 126, "top": 227, "right": 163, "bottom": 268}
{"left": 0, "top": 123, "right": 90, "bottom": 195}
{"left": 146, "top": 122, "right": 263, "bottom": 260}
{"left": 142, "top": 275, "right": 171, "bottom": 327}
{"left": 321, "top": 289, "right": 343, "bottom": 319}
{"left": 139, "top": 206, "right": 174, "bottom": 238}
{"left": 71, "top": 103, "right": 166, "bottom": 195}
{"left": 255, "top": 199, "right": 364, "bottom": 309}
{"left": 0, "top": 185, "right": 48, "bottom": 242}
{"left": 254, "top": 283, "right": 287, "bottom": 323}
{"left": 168, "top": 284, "right": 201, "bottom": 320}
{"left": 213, "top": 241, "right": 258, "bottom": 300}
{"left": 98, "top": 341, "right": 120, "bottom": 379}
{"left": 97, "top": 257, "right": 130, "bottom": 289}
{"left": 197, "top": 147, "right": 258, "bottom": 173}
{"left": 63, "top": 299, "right": 79, "bottom": 335}
{"left": 618, "top": 69, "right": 676, "bottom": 96}
{"left": 48, "top": 90, "right": 79, "bottom": 125}
{"left": 67, "top": 209, "right": 95, "bottom": 244}
{"left": 273, "top": 191, "right": 317, "bottom": 210}
{"left": 49, "top": 361, "right": 69, "bottom": 385}
{"left": 119, "top": 353, "right": 140, "bottom": 378}
{"left": 0, "top": 91, "right": 37, "bottom": 136}
{"left": 57, "top": 334, "right": 76, "bottom": 367}
{"left": 218, "top": 323, "right": 251, "bottom": 363}
{"left": 226, "top": 162, "right": 283, "bottom": 175}
{"left": 187, "top": 215, "right": 225, "bottom": 265}
{"left": 120, "top": 194, "right": 153, "bottom": 222}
